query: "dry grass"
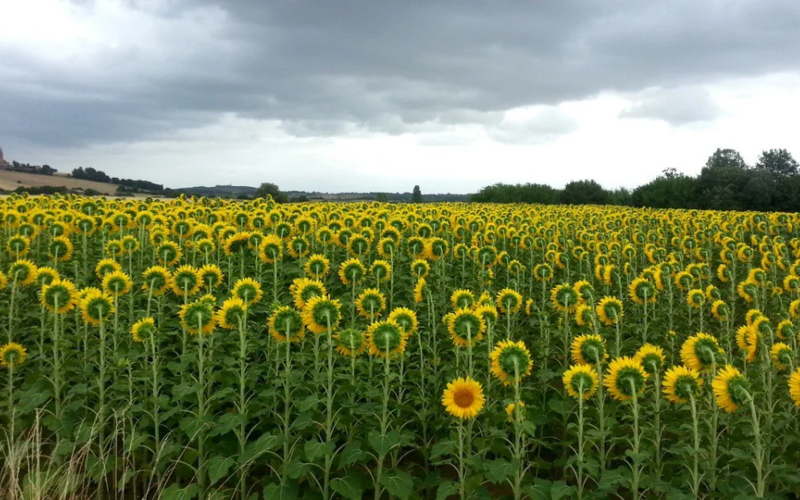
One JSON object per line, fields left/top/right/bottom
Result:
{"left": 0, "top": 171, "right": 118, "bottom": 194}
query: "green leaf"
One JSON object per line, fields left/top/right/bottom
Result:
{"left": 436, "top": 480, "right": 458, "bottom": 500}
{"left": 209, "top": 413, "right": 243, "bottom": 437}
{"left": 547, "top": 397, "right": 572, "bottom": 415}
{"left": 368, "top": 430, "right": 392, "bottom": 456}
{"left": 431, "top": 440, "right": 456, "bottom": 460}
{"left": 550, "top": 481, "right": 574, "bottom": 500}
{"left": 263, "top": 481, "right": 298, "bottom": 500}
{"left": 330, "top": 471, "right": 364, "bottom": 500}
{"left": 339, "top": 442, "right": 367, "bottom": 468}
{"left": 485, "top": 459, "right": 513, "bottom": 484}
{"left": 304, "top": 439, "right": 333, "bottom": 462}
{"left": 207, "top": 455, "right": 235, "bottom": 486}
{"left": 298, "top": 395, "right": 321, "bottom": 412}
{"left": 161, "top": 483, "right": 201, "bottom": 500}
{"left": 380, "top": 470, "right": 414, "bottom": 500}
{"left": 240, "top": 433, "right": 282, "bottom": 465}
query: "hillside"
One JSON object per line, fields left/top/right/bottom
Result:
{"left": 0, "top": 170, "right": 118, "bottom": 195}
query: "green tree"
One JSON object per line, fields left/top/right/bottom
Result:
{"left": 756, "top": 149, "right": 798, "bottom": 179}
{"left": 254, "top": 182, "right": 286, "bottom": 203}
{"left": 411, "top": 185, "right": 422, "bottom": 203}
{"left": 560, "top": 180, "right": 609, "bottom": 205}
{"left": 375, "top": 193, "right": 389, "bottom": 202}
{"left": 631, "top": 169, "right": 698, "bottom": 208}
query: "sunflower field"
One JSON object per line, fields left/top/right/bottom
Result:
{"left": 2, "top": 194, "right": 800, "bottom": 500}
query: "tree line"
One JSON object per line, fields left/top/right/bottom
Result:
{"left": 470, "top": 148, "right": 800, "bottom": 212}
{"left": 71, "top": 167, "right": 164, "bottom": 193}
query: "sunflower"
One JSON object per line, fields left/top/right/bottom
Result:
{"left": 442, "top": 377, "right": 485, "bottom": 419}
{"left": 49, "top": 235, "right": 74, "bottom": 261}
{"left": 179, "top": 299, "right": 216, "bottom": 335}
{"left": 367, "top": 319, "right": 406, "bottom": 358}
{"left": 573, "top": 280, "right": 594, "bottom": 302}
{"left": 333, "top": 329, "right": 367, "bottom": 356}
{"left": 6, "top": 235, "right": 30, "bottom": 256}
{"left": 524, "top": 298, "right": 535, "bottom": 316}
{"left": 79, "top": 289, "right": 115, "bottom": 326}
{"left": 710, "top": 300, "right": 729, "bottom": 322}
{"left": 354, "top": 288, "right": 385, "bottom": 319}
{"left": 496, "top": 288, "right": 523, "bottom": 314}
{"left": 388, "top": 307, "right": 418, "bottom": 338}
{"left": 95, "top": 259, "right": 121, "bottom": 279}
{"left": 156, "top": 241, "right": 182, "bottom": 266}
{"left": 737, "top": 281, "right": 757, "bottom": 303}
{"left": 258, "top": 234, "right": 284, "bottom": 264}
{"left": 291, "top": 278, "right": 327, "bottom": 310}
{"left": 687, "top": 289, "right": 705, "bottom": 309}
{"left": 551, "top": 283, "right": 579, "bottom": 312}
{"left": 574, "top": 303, "right": 595, "bottom": 328}
{"left": 717, "top": 264, "right": 731, "bottom": 283}
{"left": 450, "top": 289, "right": 475, "bottom": 310}
{"left": 789, "top": 368, "right": 800, "bottom": 408}
{"left": 681, "top": 333, "right": 724, "bottom": 371}
{"left": 232, "top": 278, "right": 263, "bottom": 306}
{"left": 215, "top": 298, "right": 248, "bottom": 330}
{"left": 338, "top": 258, "right": 366, "bottom": 286}
{"left": 770, "top": 342, "right": 793, "bottom": 371}
{"left": 0, "top": 343, "right": 27, "bottom": 368}
{"left": 170, "top": 265, "right": 201, "bottom": 297}
{"left": 223, "top": 232, "right": 251, "bottom": 256}
{"left": 142, "top": 266, "right": 172, "bottom": 296}
{"left": 369, "top": 259, "right": 392, "bottom": 283}
{"left": 490, "top": 340, "right": 533, "bottom": 385}
{"left": 9, "top": 259, "right": 37, "bottom": 286}
{"left": 791, "top": 299, "right": 800, "bottom": 320}
{"left": 563, "top": 364, "right": 599, "bottom": 400}
{"left": 712, "top": 365, "right": 750, "bottom": 413}
{"left": 448, "top": 308, "right": 486, "bottom": 348}
{"left": 596, "top": 296, "right": 623, "bottom": 326}
{"left": 197, "top": 264, "right": 224, "bottom": 290}
{"left": 302, "top": 296, "right": 342, "bottom": 334}
{"left": 674, "top": 271, "right": 694, "bottom": 291}
{"left": 268, "top": 306, "right": 305, "bottom": 342}
{"left": 662, "top": 365, "right": 703, "bottom": 404}
{"left": 629, "top": 277, "right": 657, "bottom": 305}
{"left": 131, "top": 317, "right": 156, "bottom": 342}
{"left": 533, "top": 263, "right": 553, "bottom": 282}
{"left": 120, "top": 235, "right": 140, "bottom": 254}
{"left": 35, "top": 267, "right": 60, "bottom": 287}
{"left": 41, "top": 278, "right": 79, "bottom": 314}
{"left": 410, "top": 259, "right": 431, "bottom": 279}
{"left": 634, "top": 344, "right": 665, "bottom": 375}
{"left": 413, "top": 277, "right": 428, "bottom": 304}
{"left": 604, "top": 357, "right": 648, "bottom": 402}
{"left": 570, "top": 334, "right": 608, "bottom": 365}
{"left": 776, "top": 320, "right": 796, "bottom": 341}
{"left": 302, "top": 254, "right": 330, "bottom": 278}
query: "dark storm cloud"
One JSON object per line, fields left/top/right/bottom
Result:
{"left": 2, "top": 0, "right": 800, "bottom": 147}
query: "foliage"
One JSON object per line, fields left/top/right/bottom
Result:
{"left": 254, "top": 182, "right": 287, "bottom": 202}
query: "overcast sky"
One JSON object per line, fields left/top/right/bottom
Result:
{"left": 2, "top": 0, "right": 800, "bottom": 193}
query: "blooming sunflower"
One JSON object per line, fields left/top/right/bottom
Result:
{"left": 338, "top": 258, "right": 366, "bottom": 286}
{"left": 687, "top": 289, "right": 705, "bottom": 309}
{"left": 563, "top": 364, "right": 599, "bottom": 400}
{"left": 604, "top": 357, "right": 648, "bottom": 402}
{"left": 333, "top": 329, "right": 367, "bottom": 356}
{"left": 223, "top": 232, "right": 251, "bottom": 256}
{"left": 533, "top": 263, "right": 553, "bottom": 282}
{"left": 367, "top": 319, "right": 406, "bottom": 358}
{"left": 574, "top": 303, "right": 595, "bottom": 328}
{"left": 662, "top": 365, "right": 703, "bottom": 404}
{"left": 712, "top": 365, "right": 750, "bottom": 413}
{"left": 41, "top": 278, "right": 79, "bottom": 314}
{"left": 551, "top": 283, "right": 579, "bottom": 312}
{"left": 570, "top": 334, "right": 608, "bottom": 365}
{"left": 448, "top": 308, "right": 486, "bottom": 348}
{"left": 197, "top": 264, "right": 224, "bottom": 290}
{"left": 156, "top": 241, "right": 182, "bottom": 266}
{"left": 413, "top": 277, "right": 428, "bottom": 304}
{"left": 258, "top": 234, "right": 284, "bottom": 264}
{"left": 49, "top": 235, "right": 74, "bottom": 262}
{"left": 505, "top": 401, "right": 526, "bottom": 422}
{"left": 388, "top": 307, "right": 418, "bottom": 338}
{"left": 215, "top": 298, "right": 248, "bottom": 330}
{"left": 450, "top": 289, "right": 475, "bottom": 310}
{"left": 0, "top": 342, "right": 27, "bottom": 367}
{"left": 776, "top": 320, "right": 796, "bottom": 341}
{"left": 179, "top": 299, "right": 216, "bottom": 335}
{"left": 290, "top": 278, "right": 327, "bottom": 310}
{"left": 410, "top": 259, "right": 431, "bottom": 279}
{"left": 302, "top": 296, "right": 342, "bottom": 334}
{"left": 170, "top": 265, "right": 201, "bottom": 297}
{"left": 6, "top": 235, "right": 31, "bottom": 257}
{"left": 35, "top": 267, "right": 60, "bottom": 286}
{"left": 490, "top": 339, "right": 533, "bottom": 385}
{"left": 95, "top": 258, "right": 121, "bottom": 279}
{"left": 304, "top": 254, "right": 331, "bottom": 278}
{"left": 442, "top": 377, "right": 485, "bottom": 419}
{"left": 681, "top": 333, "right": 724, "bottom": 371}
{"left": 737, "top": 281, "right": 757, "bottom": 303}
{"left": 232, "top": 278, "right": 263, "bottom": 306}
{"left": 596, "top": 296, "right": 623, "bottom": 326}
{"left": 287, "top": 236, "right": 311, "bottom": 259}
{"left": 629, "top": 277, "right": 657, "bottom": 305}
{"left": 79, "top": 289, "right": 115, "bottom": 326}
{"left": 770, "top": 342, "right": 793, "bottom": 371}
{"left": 634, "top": 344, "right": 665, "bottom": 375}
{"left": 268, "top": 306, "right": 305, "bottom": 342}
{"left": 789, "top": 368, "right": 800, "bottom": 408}
{"left": 131, "top": 317, "right": 156, "bottom": 342}
{"left": 142, "top": 266, "right": 172, "bottom": 296}
{"left": 573, "top": 280, "right": 594, "bottom": 302}
{"left": 356, "top": 288, "right": 387, "bottom": 319}
{"left": 369, "top": 259, "right": 392, "bottom": 283}
{"left": 710, "top": 300, "right": 729, "bottom": 322}
{"left": 9, "top": 259, "right": 37, "bottom": 286}
{"left": 496, "top": 288, "right": 523, "bottom": 314}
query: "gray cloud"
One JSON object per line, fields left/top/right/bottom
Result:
{"left": 621, "top": 87, "right": 721, "bottom": 125}
{"left": 2, "top": 0, "right": 800, "bottom": 148}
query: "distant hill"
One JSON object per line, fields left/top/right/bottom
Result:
{"left": 170, "top": 185, "right": 471, "bottom": 202}
{"left": 168, "top": 185, "right": 257, "bottom": 197}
